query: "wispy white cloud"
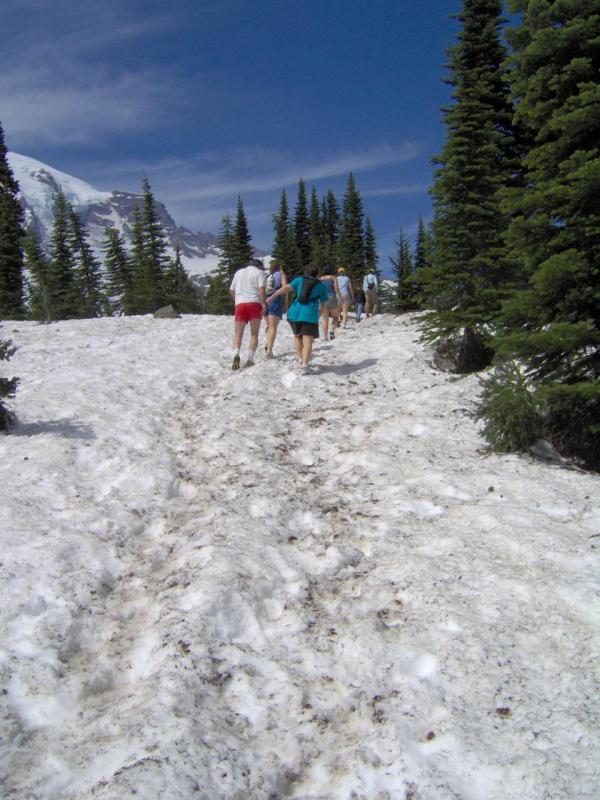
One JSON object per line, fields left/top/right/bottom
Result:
{"left": 1, "top": 1, "right": 181, "bottom": 147}
{"left": 1, "top": 67, "right": 185, "bottom": 146}
{"left": 112, "top": 142, "right": 422, "bottom": 207}
{"left": 363, "top": 183, "right": 430, "bottom": 198}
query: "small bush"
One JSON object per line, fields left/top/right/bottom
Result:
{"left": 0, "top": 337, "right": 18, "bottom": 430}
{"left": 475, "top": 360, "right": 544, "bottom": 452}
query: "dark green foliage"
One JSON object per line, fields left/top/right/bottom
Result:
{"left": 68, "top": 208, "right": 104, "bottom": 318}
{"left": 390, "top": 227, "right": 417, "bottom": 311}
{"left": 421, "top": 0, "right": 519, "bottom": 353}
{"left": 321, "top": 190, "right": 341, "bottom": 268}
{"left": 364, "top": 218, "right": 378, "bottom": 276}
{"left": 205, "top": 213, "right": 236, "bottom": 315}
{"left": 102, "top": 227, "right": 133, "bottom": 316}
{"left": 0, "top": 335, "right": 18, "bottom": 429}
{"left": 0, "top": 124, "right": 25, "bottom": 319}
{"left": 23, "top": 232, "right": 51, "bottom": 322}
{"left": 309, "top": 187, "right": 325, "bottom": 271}
{"left": 272, "top": 190, "right": 301, "bottom": 273}
{"left": 163, "top": 243, "right": 201, "bottom": 313}
{"left": 231, "top": 196, "right": 253, "bottom": 272}
{"left": 475, "top": 360, "right": 544, "bottom": 452}
{"left": 339, "top": 173, "right": 365, "bottom": 283}
{"left": 294, "top": 179, "right": 311, "bottom": 269}
{"left": 485, "top": 1, "right": 600, "bottom": 469}
{"left": 46, "top": 192, "right": 83, "bottom": 320}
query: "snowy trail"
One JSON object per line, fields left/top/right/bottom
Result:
{"left": 0, "top": 314, "right": 598, "bottom": 799}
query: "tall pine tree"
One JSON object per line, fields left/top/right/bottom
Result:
{"left": 0, "top": 123, "right": 25, "bottom": 319}
{"left": 421, "top": 0, "right": 520, "bottom": 371}
{"left": 231, "top": 196, "right": 253, "bottom": 272}
{"left": 481, "top": 1, "right": 600, "bottom": 468}
{"left": 321, "top": 190, "right": 341, "bottom": 269}
{"left": 24, "top": 232, "right": 51, "bottom": 322}
{"left": 390, "top": 227, "right": 414, "bottom": 311}
{"left": 293, "top": 179, "right": 310, "bottom": 269}
{"left": 141, "top": 176, "right": 169, "bottom": 311}
{"left": 102, "top": 227, "right": 133, "bottom": 316}
{"left": 339, "top": 173, "right": 365, "bottom": 283}
{"left": 68, "top": 208, "right": 103, "bottom": 318}
{"left": 46, "top": 192, "right": 82, "bottom": 320}
{"left": 206, "top": 213, "right": 236, "bottom": 315}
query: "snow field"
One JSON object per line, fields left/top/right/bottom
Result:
{"left": 0, "top": 313, "right": 598, "bottom": 799}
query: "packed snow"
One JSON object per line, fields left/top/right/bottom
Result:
{"left": 0, "top": 312, "right": 598, "bottom": 800}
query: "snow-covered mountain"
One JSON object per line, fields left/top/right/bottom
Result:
{"left": 8, "top": 152, "right": 222, "bottom": 281}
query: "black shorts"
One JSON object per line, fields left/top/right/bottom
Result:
{"left": 289, "top": 320, "right": 319, "bottom": 338}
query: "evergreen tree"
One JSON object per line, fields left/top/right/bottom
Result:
{"left": 482, "top": 1, "right": 600, "bottom": 468}
{"left": 309, "top": 186, "right": 325, "bottom": 271}
{"left": 294, "top": 178, "right": 311, "bottom": 268}
{"left": 339, "top": 173, "right": 365, "bottom": 283}
{"left": 102, "top": 227, "right": 133, "bottom": 316}
{"left": 414, "top": 214, "right": 430, "bottom": 274}
{"left": 364, "top": 217, "right": 378, "bottom": 276}
{"left": 390, "top": 227, "right": 414, "bottom": 311}
{"left": 164, "top": 243, "right": 200, "bottom": 313}
{"left": 421, "top": 0, "right": 520, "bottom": 371}
{"left": 129, "top": 205, "right": 150, "bottom": 314}
{"left": 205, "top": 213, "right": 236, "bottom": 315}
{"left": 0, "top": 335, "right": 18, "bottom": 429}
{"left": 0, "top": 122, "right": 25, "bottom": 319}
{"left": 321, "top": 189, "right": 341, "bottom": 268}
{"left": 272, "top": 190, "right": 302, "bottom": 275}
{"left": 46, "top": 192, "right": 81, "bottom": 320}
{"left": 231, "top": 196, "right": 253, "bottom": 272}
{"left": 23, "top": 232, "right": 51, "bottom": 322}
{"left": 140, "top": 176, "right": 169, "bottom": 311}
{"left": 68, "top": 208, "right": 103, "bottom": 318}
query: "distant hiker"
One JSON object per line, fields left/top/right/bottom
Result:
{"left": 354, "top": 287, "right": 366, "bottom": 322}
{"left": 267, "top": 263, "right": 329, "bottom": 371}
{"left": 229, "top": 258, "right": 266, "bottom": 369}
{"left": 363, "top": 270, "right": 379, "bottom": 317}
{"left": 319, "top": 266, "right": 342, "bottom": 340}
{"left": 336, "top": 267, "right": 354, "bottom": 328}
{"left": 264, "top": 260, "right": 288, "bottom": 358}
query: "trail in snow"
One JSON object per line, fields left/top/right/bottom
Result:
{"left": 0, "top": 313, "right": 598, "bottom": 800}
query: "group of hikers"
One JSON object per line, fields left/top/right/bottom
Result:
{"left": 229, "top": 258, "right": 379, "bottom": 372}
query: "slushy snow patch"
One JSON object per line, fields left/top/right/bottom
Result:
{"left": 0, "top": 313, "right": 598, "bottom": 799}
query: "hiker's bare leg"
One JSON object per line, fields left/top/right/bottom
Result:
{"left": 233, "top": 320, "right": 246, "bottom": 350}
{"left": 266, "top": 315, "right": 280, "bottom": 354}
{"left": 293, "top": 334, "right": 303, "bottom": 361}
{"left": 248, "top": 317, "right": 261, "bottom": 356}
{"left": 321, "top": 306, "right": 329, "bottom": 339}
{"left": 302, "top": 335, "right": 314, "bottom": 365}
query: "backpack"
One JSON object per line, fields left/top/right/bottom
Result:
{"left": 298, "top": 276, "right": 320, "bottom": 304}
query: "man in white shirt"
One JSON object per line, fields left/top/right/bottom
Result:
{"left": 362, "top": 271, "right": 379, "bottom": 317}
{"left": 229, "top": 258, "right": 267, "bottom": 369}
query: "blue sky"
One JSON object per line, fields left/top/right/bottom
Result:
{"left": 2, "top": 0, "right": 464, "bottom": 271}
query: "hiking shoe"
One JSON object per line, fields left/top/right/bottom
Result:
{"left": 245, "top": 358, "right": 255, "bottom": 368}
{"left": 266, "top": 350, "right": 275, "bottom": 359}
{"left": 329, "top": 330, "right": 335, "bottom": 340}
{"left": 232, "top": 354, "right": 241, "bottom": 370}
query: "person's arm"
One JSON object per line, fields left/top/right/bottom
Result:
{"left": 281, "top": 269, "right": 288, "bottom": 287}
{"left": 349, "top": 278, "right": 355, "bottom": 301}
{"left": 268, "top": 283, "right": 294, "bottom": 301}
{"left": 259, "top": 285, "right": 266, "bottom": 307}
{"left": 334, "top": 276, "right": 343, "bottom": 302}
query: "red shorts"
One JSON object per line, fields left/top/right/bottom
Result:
{"left": 235, "top": 302, "right": 263, "bottom": 323}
